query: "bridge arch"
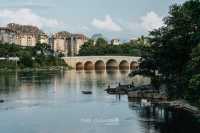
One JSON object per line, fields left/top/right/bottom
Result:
{"left": 62, "top": 56, "right": 140, "bottom": 70}
{"left": 95, "top": 60, "right": 105, "bottom": 70}
{"left": 130, "top": 61, "right": 139, "bottom": 70}
{"left": 119, "top": 60, "right": 129, "bottom": 70}
{"left": 106, "top": 59, "right": 118, "bottom": 70}
{"left": 84, "top": 61, "right": 94, "bottom": 70}
{"left": 76, "top": 62, "right": 84, "bottom": 70}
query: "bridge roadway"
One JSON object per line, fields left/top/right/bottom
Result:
{"left": 62, "top": 56, "right": 141, "bottom": 70}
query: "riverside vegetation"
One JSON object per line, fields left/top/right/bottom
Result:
{"left": 129, "top": 0, "right": 200, "bottom": 108}
{"left": 0, "top": 43, "right": 68, "bottom": 71}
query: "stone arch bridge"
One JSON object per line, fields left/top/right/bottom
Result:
{"left": 62, "top": 56, "right": 141, "bottom": 70}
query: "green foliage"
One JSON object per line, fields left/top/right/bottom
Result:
{"left": 19, "top": 51, "right": 33, "bottom": 68}
{"left": 79, "top": 39, "right": 95, "bottom": 55}
{"left": 0, "top": 43, "right": 67, "bottom": 69}
{"left": 188, "top": 44, "right": 200, "bottom": 74}
{"left": 95, "top": 38, "right": 107, "bottom": 47}
{"left": 188, "top": 74, "right": 200, "bottom": 106}
{"left": 0, "top": 60, "right": 17, "bottom": 69}
{"left": 79, "top": 38, "right": 146, "bottom": 56}
{"left": 138, "top": 0, "right": 200, "bottom": 104}
{"left": 184, "top": 43, "right": 200, "bottom": 104}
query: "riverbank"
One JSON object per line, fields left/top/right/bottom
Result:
{"left": 150, "top": 100, "right": 200, "bottom": 118}
{"left": 0, "top": 66, "right": 71, "bottom": 73}
{"left": 105, "top": 83, "right": 200, "bottom": 117}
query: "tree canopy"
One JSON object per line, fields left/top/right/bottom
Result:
{"left": 79, "top": 38, "right": 148, "bottom": 57}
{"left": 0, "top": 43, "right": 67, "bottom": 69}
{"left": 137, "top": 0, "right": 200, "bottom": 104}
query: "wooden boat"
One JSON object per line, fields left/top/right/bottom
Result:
{"left": 105, "top": 88, "right": 127, "bottom": 95}
{"left": 82, "top": 91, "right": 92, "bottom": 94}
{"left": 105, "top": 82, "right": 135, "bottom": 95}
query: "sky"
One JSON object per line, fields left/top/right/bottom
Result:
{"left": 0, "top": 0, "right": 187, "bottom": 40}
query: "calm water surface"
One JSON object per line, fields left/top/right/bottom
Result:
{"left": 0, "top": 70, "right": 199, "bottom": 133}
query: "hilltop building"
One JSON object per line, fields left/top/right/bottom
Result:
{"left": 51, "top": 31, "right": 71, "bottom": 55}
{"left": 7, "top": 23, "right": 42, "bottom": 36}
{"left": 39, "top": 33, "right": 49, "bottom": 44}
{"left": 69, "top": 34, "right": 88, "bottom": 56}
{"left": 7, "top": 23, "right": 45, "bottom": 47}
{"left": 0, "top": 27, "right": 16, "bottom": 44}
{"left": 111, "top": 38, "right": 120, "bottom": 45}
{"left": 51, "top": 32, "right": 87, "bottom": 56}
{"left": 0, "top": 23, "right": 88, "bottom": 56}
{"left": 15, "top": 33, "right": 37, "bottom": 47}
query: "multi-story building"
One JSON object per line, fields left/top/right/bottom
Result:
{"left": 0, "top": 27, "right": 16, "bottom": 44}
{"left": 1, "top": 23, "right": 87, "bottom": 56}
{"left": 51, "top": 31, "right": 71, "bottom": 55}
{"left": 16, "top": 33, "right": 37, "bottom": 47}
{"left": 7, "top": 23, "right": 42, "bottom": 47}
{"left": 111, "top": 38, "right": 120, "bottom": 45}
{"left": 51, "top": 32, "right": 87, "bottom": 56}
{"left": 39, "top": 33, "right": 48, "bottom": 44}
{"left": 68, "top": 34, "right": 88, "bottom": 56}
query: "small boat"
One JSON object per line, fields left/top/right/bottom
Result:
{"left": 82, "top": 91, "right": 92, "bottom": 94}
{"left": 0, "top": 99, "right": 4, "bottom": 103}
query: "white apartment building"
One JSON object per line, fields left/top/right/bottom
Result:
{"left": 111, "top": 38, "right": 120, "bottom": 45}
{"left": 52, "top": 32, "right": 88, "bottom": 56}
{"left": 69, "top": 34, "right": 88, "bottom": 56}
{"left": 16, "top": 33, "right": 37, "bottom": 47}
{"left": 52, "top": 31, "right": 70, "bottom": 55}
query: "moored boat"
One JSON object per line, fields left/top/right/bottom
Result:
{"left": 82, "top": 91, "right": 92, "bottom": 94}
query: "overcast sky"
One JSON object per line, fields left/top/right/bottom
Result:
{"left": 0, "top": 0, "right": 186, "bottom": 40}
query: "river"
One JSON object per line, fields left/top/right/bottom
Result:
{"left": 0, "top": 70, "right": 199, "bottom": 133}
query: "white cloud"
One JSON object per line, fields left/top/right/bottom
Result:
{"left": 141, "top": 11, "right": 164, "bottom": 31}
{"left": 0, "top": 8, "right": 63, "bottom": 28}
{"left": 126, "top": 11, "right": 164, "bottom": 37}
{"left": 92, "top": 15, "right": 122, "bottom": 32}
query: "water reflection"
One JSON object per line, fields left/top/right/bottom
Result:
{"left": 0, "top": 70, "right": 199, "bottom": 133}
{"left": 129, "top": 102, "right": 200, "bottom": 133}
{"left": 0, "top": 71, "right": 19, "bottom": 95}
{"left": 119, "top": 69, "right": 130, "bottom": 74}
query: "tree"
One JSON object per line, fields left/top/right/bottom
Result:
{"left": 95, "top": 38, "right": 107, "bottom": 47}
{"left": 79, "top": 39, "right": 94, "bottom": 56}
{"left": 138, "top": 0, "right": 200, "bottom": 99}
{"left": 79, "top": 39, "right": 143, "bottom": 56}
{"left": 188, "top": 74, "right": 200, "bottom": 106}
{"left": 187, "top": 43, "right": 200, "bottom": 74}
{"left": 184, "top": 43, "right": 200, "bottom": 105}
{"left": 19, "top": 51, "right": 33, "bottom": 68}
